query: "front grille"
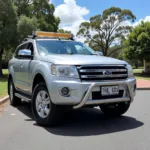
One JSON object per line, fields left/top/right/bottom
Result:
{"left": 92, "top": 90, "right": 124, "bottom": 100}
{"left": 77, "top": 65, "right": 128, "bottom": 81}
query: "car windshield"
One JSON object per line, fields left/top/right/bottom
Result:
{"left": 36, "top": 40, "right": 96, "bottom": 56}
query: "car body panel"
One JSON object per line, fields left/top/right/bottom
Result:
{"left": 39, "top": 54, "right": 127, "bottom": 65}
{"left": 8, "top": 39, "right": 136, "bottom": 108}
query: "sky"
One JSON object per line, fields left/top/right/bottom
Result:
{"left": 52, "top": 0, "right": 150, "bottom": 37}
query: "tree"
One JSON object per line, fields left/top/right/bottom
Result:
{"left": 33, "top": 0, "right": 60, "bottom": 31}
{"left": 2, "top": 48, "right": 14, "bottom": 69}
{"left": 77, "top": 7, "right": 136, "bottom": 56}
{"left": 107, "top": 45, "right": 123, "bottom": 58}
{"left": 12, "top": 0, "right": 60, "bottom": 31}
{"left": 86, "top": 38, "right": 122, "bottom": 58}
{"left": 12, "top": 0, "right": 33, "bottom": 17}
{"left": 18, "top": 15, "right": 38, "bottom": 42}
{"left": 57, "top": 29, "right": 71, "bottom": 34}
{"left": 0, "top": 0, "right": 18, "bottom": 76}
{"left": 123, "top": 21, "right": 150, "bottom": 73}
{"left": 0, "top": 0, "right": 60, "bottom": 75}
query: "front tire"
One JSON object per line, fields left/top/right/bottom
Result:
{"left": 32, "top": 82, "right": 61, "bottom": 126}
{"left": 99, "top": 102, "right": 130, "bottom": 117}
{"left": 9, "top": 79, "right": 21, "bottom": 106}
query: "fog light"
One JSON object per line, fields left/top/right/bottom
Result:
{"left": 60, "top": 87, "right": 70, "bottom": 97}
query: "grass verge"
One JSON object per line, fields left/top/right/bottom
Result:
{"left": 0, "top": 69, "right": 8, "bottom": 98}
{"left": 133, "top": 69, "right": 150, "bottom": 80}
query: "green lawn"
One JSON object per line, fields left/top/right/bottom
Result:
{"left": 0, "top": 69, "right": 8, "bottom": 98}
{"left": 133, "top": 69, "right": 150, "bottom": 80}
{"left": 133, "top": 69, "right": 143, "bottom": 74}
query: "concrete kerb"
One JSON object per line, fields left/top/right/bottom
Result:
{"left": 136, "top": 88, "right": 150, "bottom": 90}
{"left": 0, "top": 96, "right": 9, "bottom": 105}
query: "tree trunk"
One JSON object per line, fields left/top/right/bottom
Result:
{"left": 0, "top": 54, "right": 3, "bottom": 76}
{"left": 144, "top": 60, "right": 150, "bottom": 73}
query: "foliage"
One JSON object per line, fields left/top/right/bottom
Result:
{"left": 0, "top": 0, "right": 18, "bottom": 76}
{"left": 57, "top": 29, "right": 71, "bottom": 34}
{"left": 12, "top": 0, "right": 33, "bottom": 17}
{"left": 18, "top": 15, "right": 37, "bottom": 42}
{"left": 0, "top": 0, "right": 60, "bottom": 76}
{"left": 108, "top": 45, "right": 123, "bottom": 58}
{"left": 77, "top": 7, "right": 136, "bottom": 56}
{"left": 2, "top": 48, "right": 14, "bottom": 65}
{"left": 33, "top": 0, "right": 60, "bottom": 31}
{"left": 123, "top": 21, "right": 150, "bottom": 61}
{"left": 0, "top": 0, "right": 18, "bottom": 47}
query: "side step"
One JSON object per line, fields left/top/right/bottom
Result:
{"left": 15, "top": 93, "right": 32, "bottom": 102}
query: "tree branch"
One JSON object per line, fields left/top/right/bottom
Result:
{"left": 88, "top": 36, "right": 102, "bottom": 47}
{"left": 109, "top": 21, "right": 121, "bottom": 38}
{"left": 108, "top": 47, "right": 122, "bottom": 56}
{"left": 104, "top": 21, "right": 121, "bottom": 55}
{"left": 96, "top": 30, "right": 105, "bottom": 51}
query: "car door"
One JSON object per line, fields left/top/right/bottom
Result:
{"left": 18, "top": 42, "right": 34, "bottom": 94}
{"left": 13, "top": 43, "right": 28, "bottom": 90}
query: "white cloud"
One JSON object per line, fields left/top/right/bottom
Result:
{"left": 132, "top": 16, "right": 150, "bottom": 27}
{"left": 49, "top": 0, "right": 52, "bottom": 4}
{"left": 144, "top": 16, "right": 150, "bottom": 22}
{"left": 120, "top": 20, "right": 132, "bottom": 26}
{"left": 54, "top": 0, "right": 89, "bottom": 37}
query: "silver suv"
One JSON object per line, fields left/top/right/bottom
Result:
{"left": 8, "top": 31, "right": 136, "bottom": 126}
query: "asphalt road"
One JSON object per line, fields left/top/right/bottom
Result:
{"left": 0, "top": 91, "right": 149, "bottom": 150}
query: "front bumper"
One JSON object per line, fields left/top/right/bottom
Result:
{"left": 49, "top": 78, "right": 136, "bottom": 109}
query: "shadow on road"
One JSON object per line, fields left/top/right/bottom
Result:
{"left": 17, "top": 101, "right": 144, "bottom": 137}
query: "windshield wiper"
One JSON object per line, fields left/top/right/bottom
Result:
{"left": 90, "top": 54, "right": 97, "bottom": 55}
{"left": 66, "top": 53, "right": 97, "bottom": 55}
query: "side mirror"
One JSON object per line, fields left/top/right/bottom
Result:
{"left": 18, "top": 49, "right": 33, "bottom": 59}
{"left": 96, "top": 51, "right": 103, "bottom": 56}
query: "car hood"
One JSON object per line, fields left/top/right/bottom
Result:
{"left": 40, "top": 54, "right": 127, "bottom": 65}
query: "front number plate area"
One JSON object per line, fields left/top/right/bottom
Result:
{"left": 101, "top": 86, "right": 119, "bottom": 96}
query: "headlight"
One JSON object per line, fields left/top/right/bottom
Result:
{"left": 51, "top": 65, "right": 79, "bottom": 78}
{"left": 127, "top": 64, "right": 133, "bottom": 78}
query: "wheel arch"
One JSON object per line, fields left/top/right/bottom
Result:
{"left": 32, "top": 73, "right": 47, "bottom": 92}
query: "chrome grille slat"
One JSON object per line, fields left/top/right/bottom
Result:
{"left": 77, "top": 65, "right": 128, "bottom": 81}
{"left": 81, "top": 74, "right": 127, "bottom": 78}
{"left": 80, "top": 69, "right": 127, "bottom": 73}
